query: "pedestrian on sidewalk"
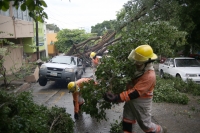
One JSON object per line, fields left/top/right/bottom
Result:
{"left": 104, "top": 45, "right": 167, "bottom": 133}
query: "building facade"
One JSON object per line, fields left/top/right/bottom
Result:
{"left": 46, "top": 33, "right": 58, "bottom": 57}
{"left": 0, "top": 2, "right": 47, "bottom": 74}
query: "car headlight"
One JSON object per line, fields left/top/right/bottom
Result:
{"left": 186, "top": 74, "right": 197, "bottom": 77}
{"left": 64, "top": 68, "right": 74, "bottom": 72}
{"left": 40, "top": 65, "right": 46, "bottom": 70}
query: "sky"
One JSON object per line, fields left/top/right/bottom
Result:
{"left": 44, "top": 0, "right": 129, "bottom": 32}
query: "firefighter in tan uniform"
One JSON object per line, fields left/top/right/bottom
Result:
{"left": 68, "top": 78, "right": 93, "bottom": 120}
{"left": 104, "top": 45, "right": 167, "bottom": 133}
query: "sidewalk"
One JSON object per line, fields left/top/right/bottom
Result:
{"left": 0, "top": 78, "right": 32, "bottom": 93}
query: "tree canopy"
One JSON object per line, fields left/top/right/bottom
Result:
{"left": 55, "top": 29, "right": 96, "bottom": 53}
{"left": 175, "top": 0, "right": 200, "bottom": 55}
{"left": 91, "top": 20, "right": 116, "bottom": 36}
{"left": 46, "top": 24, "right": 60, "bottom": 33}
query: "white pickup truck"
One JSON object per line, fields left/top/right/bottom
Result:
{"left": 158, "top": 57, "right": 200, "bottom": 84}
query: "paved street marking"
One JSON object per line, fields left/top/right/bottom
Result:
{"left": 33, "top": 92, "right": 57, "bottom": 94}
{"left": 53, "top": 92, "right": 65, "bottom": 104}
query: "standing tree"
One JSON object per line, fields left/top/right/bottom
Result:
{"left": 55, "top": 29, "right": 96, "bottom": 53}
{"left": 46, "top": 24, "right": 60, "bottom": 33}
{"left": 91, "top": 20, "right": 117, "bottom": 36}
{"left": 175, "top": 0, "right": 200, "bottom": 55}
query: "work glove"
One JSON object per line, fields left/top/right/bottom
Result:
{"left": 103, "top": 92, "right": 121, "bottom": 103}
{"left": 74, "top": 113, "right": 79, "bottom": 120}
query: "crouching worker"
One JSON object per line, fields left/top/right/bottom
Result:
{"left": 68, "top": 78, "right": 93, "bottom": 120}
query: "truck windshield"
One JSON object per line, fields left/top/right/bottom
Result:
{"left": 175, "top": 59, "right": 200, "bottom": 67}
{"left": 50, "top": 56, "right": 76, "bottom": 65}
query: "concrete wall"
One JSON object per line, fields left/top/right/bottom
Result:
{"left": 3, "top": 46, "right": 23, "bottom": 75}
{"left": 0, "top": 15, "right": 34, "bottom": 38}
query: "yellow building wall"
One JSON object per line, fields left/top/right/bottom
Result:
{"left": 47, "top": 33, "right": 58, "bottom": 55}
{"left": 47, "top": 33, "right": 57, "bottom": 45}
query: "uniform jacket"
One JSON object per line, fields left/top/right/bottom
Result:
{"left": 120, "top": 70, "right": 156, "bottom": 102}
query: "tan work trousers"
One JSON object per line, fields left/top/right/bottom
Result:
{"left": 123, "top": 98, "right": 161, "bottom": 133}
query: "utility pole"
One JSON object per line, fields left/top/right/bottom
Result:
{"left": 35, "top": 0, "right": 39, "bottom": 60}
{"left": 36, "top": 21, "right": 39, "bottom": 60}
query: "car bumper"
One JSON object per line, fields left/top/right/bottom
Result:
{"left": 182, "top": 77, "right": 200, "bottom": 84}
{"left": 39, "top": 69, "right": 75, "bottom": 82}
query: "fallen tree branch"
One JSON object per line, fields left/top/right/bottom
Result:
{"left": 49, "top": 115, "right": 61, "bottom": 132}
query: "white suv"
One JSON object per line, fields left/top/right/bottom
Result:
{"left": 38, "top": 55, "right": 83, "bottom": 86}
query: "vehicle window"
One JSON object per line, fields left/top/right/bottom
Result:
{"left": 175, "top": 59, "right": 200, "bottom": 67}
{"left": 50, "top": 56, "right": 77, "bottom": 65}
{"left": 169, "top": 59, "right": 174, "bottom": 66}
{"left": 70, "top": 57, "right": 76, "bottom": 65}
{"left": 78, "top": 58, "right": 83, "bottom": 66}
{"left": 164, "top": 59, "right": 170, "bottom": 65}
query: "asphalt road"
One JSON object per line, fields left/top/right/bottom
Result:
{"left": 28, "top": 66, "right": 200, "bottom": 133}
{"left": 29, "top": 67, "right": 152, "bottom": 133}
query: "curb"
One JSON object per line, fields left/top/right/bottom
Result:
{"left": 14, "top": 82, "right": 31, "bottom": 93}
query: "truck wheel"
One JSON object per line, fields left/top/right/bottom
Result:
{"left": 160, "top": 70, "right": 164, "bottom": 78}
{"left": 38, "top": 77, "right": 47, "bottom": 86}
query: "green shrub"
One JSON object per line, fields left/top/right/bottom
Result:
{"left": 163, "top": 74, "right": 200, "bottom": 96}
{"left": 0, "top": 90, "right": 74, "bottom": 133}
{"left": 154, "top": 76, "right": 189, "bottom": 105}
{"left": 110, "top": 120, "right": 122, "bottom": 133}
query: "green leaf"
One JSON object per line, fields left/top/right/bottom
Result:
{"left": 0, "top": 1, "right": 2, "bottom": 9}
{"left": 27, "top": 1, "right": 35, "bottom": 11}
{"left": 26, "top": 0, "right": 33, "bottom": 6}
{"left": 20, "top": 3, "right": 26, "bottom": 11}
{"left": 40, "top": 0, "right": 47, "bottom": 7}
{"left": 1, "top": 1, "right": 9, "bottom": 11}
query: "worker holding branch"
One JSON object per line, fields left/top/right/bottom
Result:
{"left": 104, "top": 45, "right": 167, "bottom": 133}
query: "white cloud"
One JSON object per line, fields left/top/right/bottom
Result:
{"left": 44, "top": 0, "right": 128, "bottom": 32}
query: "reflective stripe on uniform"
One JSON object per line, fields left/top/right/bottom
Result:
{"left": 123, "top": 118, "right": 136, "bottom": 124}
{"left": 120, "top": 91, "right": 130, "bottom": 101}
{"left": 123, "top": 131, "right": 132, "bottom": 133}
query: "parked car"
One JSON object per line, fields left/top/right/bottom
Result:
{"left": 38, "top": 55, "right": 84, "bottom": 86}
{"left": 158, "top": 57, "right": 200, "bottom": 84}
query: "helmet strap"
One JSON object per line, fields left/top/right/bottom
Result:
{"left": 141, "top": 58, "right": 154, "bottom": 73}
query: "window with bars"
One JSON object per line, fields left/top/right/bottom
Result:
{"left": 12, "top": 2, "right": 32, "bottom": 21}
{"left": 0, "top": 10, "right": 9, "bottom": 16}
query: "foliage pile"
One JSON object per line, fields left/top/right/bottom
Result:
{"left": 109, "top": 120, "right": 122, "bottom": 133}
{"left": 154, "top": 74, "right": 200, "bottom": 105}
{"left": 154, "top": 76, "right": 189, "bottom": 105}
{"left": 0, "top": 91, "right": 74, "bottom": 133}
